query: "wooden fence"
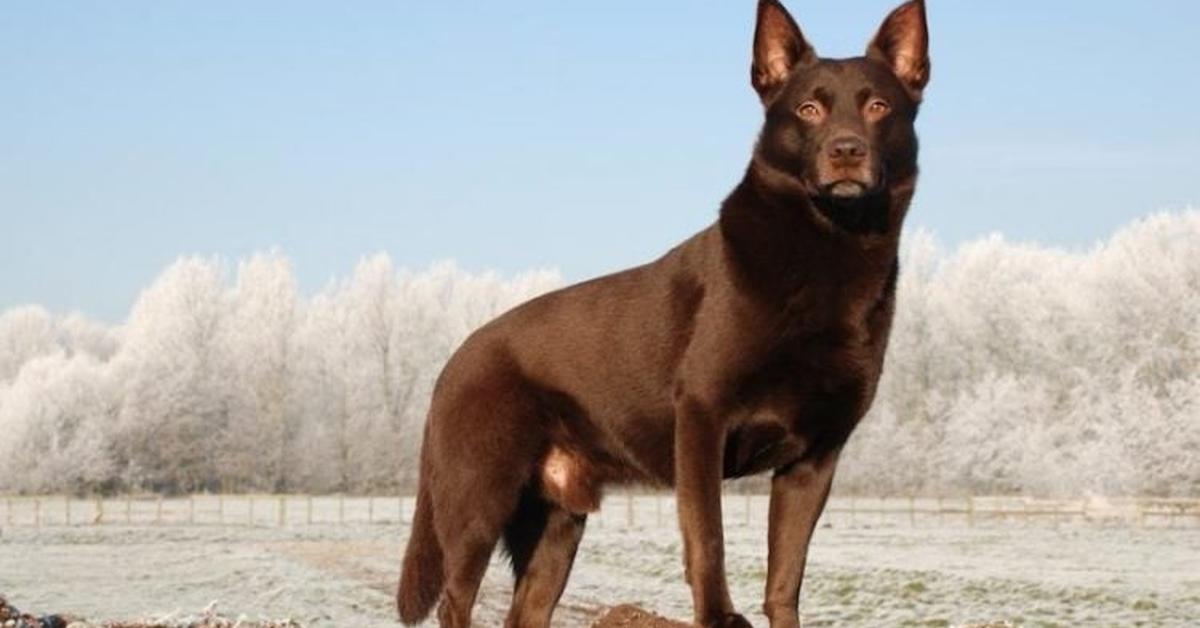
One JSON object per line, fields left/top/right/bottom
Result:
{"left": 1, "top": 493, "right": 1197, "bottom": 529}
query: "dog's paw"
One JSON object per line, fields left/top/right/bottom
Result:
{"left": 701, "top": 612, "right": 754, "bottom": 628}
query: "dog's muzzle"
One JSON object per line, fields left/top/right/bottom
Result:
{"left": 817, "top": 135, "right": 877, "bottom": 199}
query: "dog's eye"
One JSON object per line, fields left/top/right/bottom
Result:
{"left": 866, "top": 99, "right": 891, "bottom": 118}
{"left": 796, "top": 102, "right": 823, "bottom": 121}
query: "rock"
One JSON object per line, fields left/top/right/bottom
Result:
{"left": 0, "top": 595, "right": 18, "bottom": 620}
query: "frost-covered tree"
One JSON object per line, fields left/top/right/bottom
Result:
{"left": 839, "top": 210, "right": 1200, "bottom": 497}
{"left": 219, "top": 253, "right": 298, "bottom": 491}
{"left": 290, "top": 288, "right": 355, "bottom": 492}
{"left": 58, "top": 312, "right": 121, "bottom": 362}
{"left": 336, "top": 253, "right": 409, "bottom": 492}
{"left": 0, "top": 305, "right": 58, "bottom": 383}
{"left": 112, "top": 257, "right": 229, "bottom": 493}
{"left": 0, "top": 353, "right": 116, "bottom": 494}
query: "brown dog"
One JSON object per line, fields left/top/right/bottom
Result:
{"left": 398, "top": 1, "right": 930, "bottom": 626}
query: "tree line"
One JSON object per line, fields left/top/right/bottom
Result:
{"left": 1, "top": 211, "right": 1197, "bottom": 497}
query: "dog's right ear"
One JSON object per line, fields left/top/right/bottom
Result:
{"left": 751, "top": 0, "right": 815, "bottom": 101}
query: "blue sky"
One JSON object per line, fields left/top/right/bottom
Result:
{"left": 2, "top": 1, "right": 1198, "bottom": 321}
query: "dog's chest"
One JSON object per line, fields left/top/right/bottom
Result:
{"left": 722, "top": 325, "right": 883, "bottom": 477}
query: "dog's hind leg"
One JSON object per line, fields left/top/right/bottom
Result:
{"left": 434, "top": 459, "right": 526, "bottom": 628}
{"left": 503, "top": 487, "right": 587, "bottom": 628}
{"left": 436, "top": 521, "right": 499, "bottom": 628}
{"left": 429, "top": 361, "right": 546, "bottom": 627}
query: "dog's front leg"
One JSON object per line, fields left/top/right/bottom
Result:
{"left": 674, "top": 397, "right": 750, "bottom": 628}
{"left": 762, "top": 451, "right": 840, "bottom": 628}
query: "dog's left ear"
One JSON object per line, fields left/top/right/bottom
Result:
{"left": 867, "top": 0, "right": 930, "bottom": 100}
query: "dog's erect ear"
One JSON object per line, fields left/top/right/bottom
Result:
{"left": 867, "top": 0, "right": 930, "bottom": 99}
{"left": 752, "top": 0, "right": 815, "bottom": 101}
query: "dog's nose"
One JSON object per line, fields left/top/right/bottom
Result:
{"left": 828, "top": 136, "right": 868, "bottom": 163}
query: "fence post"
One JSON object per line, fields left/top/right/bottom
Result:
{"left": 189, "top": 495, "right": 195, "bottom": 524}
{"left": 35, "top": 499, "right": 41, "bottom": 528}
{"left": 95, "top": 496, "right": 104, "bottom": 525}
{"left": 65, "top": 495, "right": 72, "bottom": 525}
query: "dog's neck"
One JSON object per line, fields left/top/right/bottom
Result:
{"left": 717, "top": 164, "right": 909, "bottom": 298}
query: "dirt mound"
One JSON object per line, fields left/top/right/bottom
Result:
{"left": 591, "top": 604, "right": 691, "bottom": 628}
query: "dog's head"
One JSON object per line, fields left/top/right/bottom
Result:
{"left": 750, "top": 0, "right": 929, "bottom": 213}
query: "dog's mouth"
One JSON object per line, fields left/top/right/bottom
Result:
{"left": 823, "top": 179, "right": 869, "bottom": 199}
{"left": 815, "top": 166, "right": 880, "bottom": 201}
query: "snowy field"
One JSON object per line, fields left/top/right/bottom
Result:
{"left": 2, "top": 496, "right": 1198, "bottom": 627}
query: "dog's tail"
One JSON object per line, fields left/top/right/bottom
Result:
{"left": 397, "top": 476, "right": 443, "bottom": 624}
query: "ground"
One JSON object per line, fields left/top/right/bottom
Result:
{"left": 1, "top": 498, "right": 1197, "bottom": 626}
